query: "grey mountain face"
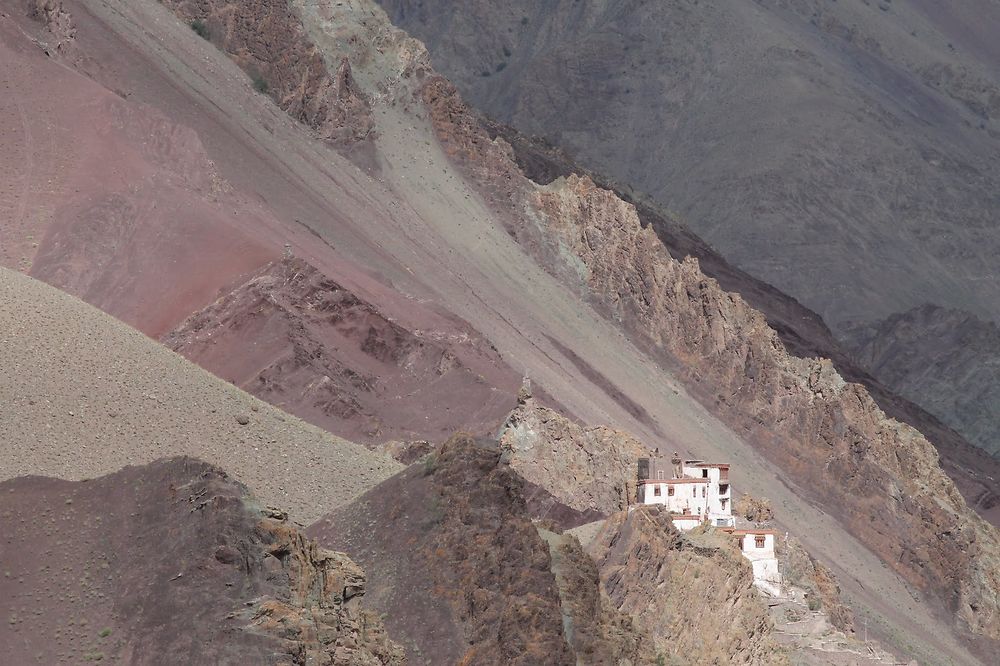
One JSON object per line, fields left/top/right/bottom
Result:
{"left": 844, "top": 304, "right": 1000, "bottom": 457}
{"left": 377, "top": 0, "right": 1000, "bottom": 456}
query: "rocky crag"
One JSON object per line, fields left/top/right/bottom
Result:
{"left": 310, "top": 433, "right": 658, "bottom": 664}
{"left": 309, "top": 434, "right": 575, "bottom": 665}
{"left": 0, "top": 457, "right": 403, "bottom": 665}
{"left": 498, "top": 391, "right": 646, "bottom": 517}
{"left": 409, "top": 69, "right": 1000, "bottom": 642}
{"left": 537, "top": 528, "right": 655, "bottom": 665}
{"left": 590, "top": 505, "right": 783, "bottom": 665}
{"left": 159, "top": 0, "right": 373, "bottom": 144}
{"left": 528, "top": 174, "right": 1000, "bottom": 641}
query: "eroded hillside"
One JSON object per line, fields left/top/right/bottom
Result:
{"left": 2, "top": 0, "right": 999, "bottom": 663}
{"left": 0, "top": 457, "right": 403, "bottom": 665}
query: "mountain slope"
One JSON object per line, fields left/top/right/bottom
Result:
{"left": 377, "top": 0, "right": 1000, "bottom": 331}
{"left": 1, "top": 2, "right": 521, "bottom": 445}
{"left": 0, "top": 266, "right": 400, "bottom": 522}
{"left": 3, "top": 1, "right": 999, "bottom": 662}
{"left": 0, "top": 457, "right": 403, "bottom": 665}
{"left": 844, "top": 304, "right": 1000, "bottom": 457}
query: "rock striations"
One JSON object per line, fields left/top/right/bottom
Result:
{"left": 590, "top": 505, "right": 782, "bottom": 665}
{"left": 498, "top": 393, "right": 645, "bottom": 517}
{"left": 0, "top": 457, "right": 402, "bottom": 665}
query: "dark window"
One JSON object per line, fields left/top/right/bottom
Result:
{"left": 653, "top": 486, "right": 661, "bottom": 497}
{"left": 755, "top": 536, "right": 766, "bottom": 549}
{"left": 668, "top": 486, "right": 675, "bottom": 497}
{"left": 702, "top": 469, "right": 708, "bottom": 478}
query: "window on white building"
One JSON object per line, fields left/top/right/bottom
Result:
{"left": 755, "top": 536, "right": 766, "bottom": 549}
{"left": 653, "top": 486, "right": 661, "bottom": 496}
{"left": 667, "top": 486, "right": 674, "bottom": 497}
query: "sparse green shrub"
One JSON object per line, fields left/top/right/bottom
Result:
{"left": 521, "top": 16, "right": 529, "bottom": 25}
{"left": 190, "top": 19, "right": 210, "bottom": 40}
{"left": 252, "top": 76, "right": 269, "bottom": 94}
{"left": 807, "top": 594, "right": 822, "bottom": 612}
{"left": 422, "top": 454, "right": 438, "bottom": 476}
{"left": 495, "top": 62, "right": 507, "bottom": 73}
{"left": 98, "top": 627, "right": 112, "bottom": 638}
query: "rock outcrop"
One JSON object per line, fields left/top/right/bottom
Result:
{"left": 589, "top": 505, "right": 783, "bottom": 665}
{"left": 0, "top": 457, "right": 403, "bottom": 665}
{"left": 159, "top": 0, "right": 373, "bottom": 144}
{"left": 310, "top": 433, "right": 577, "bottom": 665}
{"left": 410, "top": 71, "right": 1000, "bottom": 640}
{"left": 529, "top": 174, "right": 1000, "bottom": 640}
{"left": 538, "top": 528, "right": 655, "bottom": 665}
{"left": 248, "top": 519, "right": 404, "bottom": 665}
{"left": 26, "top": 0, "right": 75, "bottom": 51}
{"left": 498, "top": 393, "right": 646, "bottom": 517}
{"left": 164, "top": 258, "right": 516, "bottom": 444}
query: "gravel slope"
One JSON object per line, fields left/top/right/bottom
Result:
{"left": 0, "top": 267, "right": 401, "bottom": 523}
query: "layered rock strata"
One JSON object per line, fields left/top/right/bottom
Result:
{"left": 590, "top": 505, "right": 783, "bottom": 665}
{"left": 159, "top": 0, "right": 373, "bottom": 144}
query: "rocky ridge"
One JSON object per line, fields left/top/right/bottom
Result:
{"left": 528, "top": 174, "right": 1000, "bottom": 640}
{"left": 408, "top": 70, "right": 1000, "bottom": 640}
{"left": 590, "top": 505, "right": 783, "bottom": 665}
{"left": 309, "top": 433, "right": 579, "bottom": 665}
{"left": 498, "top": 391, "right": 646, "bottom": 517}
{"left": 164, "top": 257, "right": 515, "bottom": 444}
{"left": 0, "top": 457, "right": 403, "bottom": 665}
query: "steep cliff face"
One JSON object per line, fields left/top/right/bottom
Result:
{"left": 529, "top": 174, "right": 1000, "bottom": 640}
{"left": 159, "top": 0, "right": 373, "bottom": 144}
{"left": 538, "top": 528, "right": 655, "bottom": 665}
{"left": 309, "top": 434, "right": 577, "bottom": 665}
{"left": 590, "top": 506, "right": 782, "bottom": 665}
{"left": 498, "top": 393, "right": 646, "bottom": 516}
{"left": 844, "top": 304, "right": 1000, "bottom": 459}
{"left": 0, "top": 457, "right": 403, "bottom": 665}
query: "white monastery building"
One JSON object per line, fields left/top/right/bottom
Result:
{"left": 636, "top": 451, "right": 735, "bottom": 527}
{"left": 727, "top": 529, "right": 782, "bottom": 597}
{"left": 635, "top": 450, "right": 782, "bottom": 596}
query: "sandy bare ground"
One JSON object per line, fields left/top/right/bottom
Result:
{"left": 0, "top": 267, "right": 401, "bottom": 523}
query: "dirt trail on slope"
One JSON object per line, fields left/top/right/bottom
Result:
{"left": 0, "top": 267, "right": 401, "bottom": 522}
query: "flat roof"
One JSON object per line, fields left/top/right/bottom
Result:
{"left": 639, "top": 478, "right": 708, "bottom": 485}
{"left": 723, "top": 529, "right": 777, "bottom": 536}
{"left": 683, "top": 462, "right": 730, "bottom": 468}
